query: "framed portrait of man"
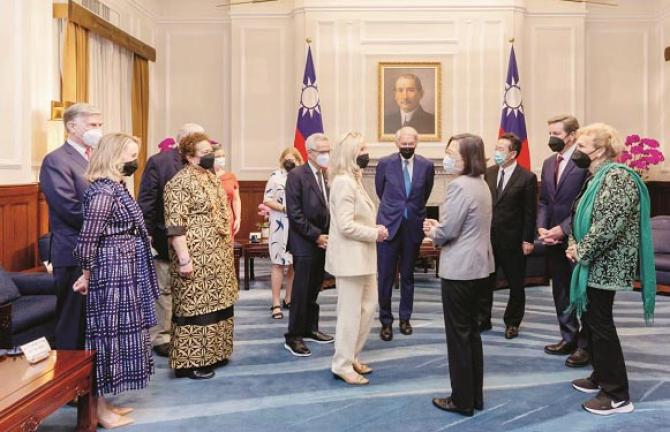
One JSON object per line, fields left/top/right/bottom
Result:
{"left": 378, "top": 62, "right": 442, "bottom": 142}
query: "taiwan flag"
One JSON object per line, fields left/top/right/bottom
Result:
{"left": 293, "top": 46, "right": 324, "bottom": 162}
{"left": 499, "top": 46, "right": 530, "bottom": 170}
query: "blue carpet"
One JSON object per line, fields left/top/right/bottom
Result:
{"left": 40, "top": 271, "right": 670, "bottom": 431}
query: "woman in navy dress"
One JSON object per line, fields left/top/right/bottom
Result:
{"left": 74, "top": 133, "right": 159, "bottom": 429}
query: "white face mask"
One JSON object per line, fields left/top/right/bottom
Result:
{"left": 316, "top": 152, "right": 330, "bottom": 168}
{"left": 214, "top": 157, "right": 226, "bottom": 169}
{"left": 82, "top": 128, "right": 103, "bottom": 148}
{"left": 442, "top": 155, "right": 460, "bottom": 175}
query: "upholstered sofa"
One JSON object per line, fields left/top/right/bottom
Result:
{"left": 0, "top": 266, "right": 56, "bottom": 348}
{"left": 652, "top": 216, "right": 670, "bottom": 294}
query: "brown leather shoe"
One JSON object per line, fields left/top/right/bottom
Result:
{"left": 504, "top": 326, "right": 519, "bottom": 339}
{"left": 432, "top": 397, "right": 473, "bottom": 417}
{"left": 399, "top": 320, "right": 413, "bottom": 335}
{"left": 380, "top": 324, "right": 393, "bottom": 341}
{"left": 332, "top": 371, "right": 369, "bottom": 385}
{"left": 353, "top": 361, "right": 373, "bottom": 375}
{"left": 565, "top": 348, "right": 590, "bottom": 368}
{"left": 544, "top": 340, "right": 575, "bottom": 355}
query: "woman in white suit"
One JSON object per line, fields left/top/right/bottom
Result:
{"left": 424, "top": 133, "right": 494, "bottom": 417}
{"left": 326, "top": 132, "right": 389, "bottom": 385}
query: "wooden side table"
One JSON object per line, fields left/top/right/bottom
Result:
{"left": 241, "top": 240, "right": 270, "bottom": 290}
{"left": 0, "top": 350, "right": 96, "bottom": 432}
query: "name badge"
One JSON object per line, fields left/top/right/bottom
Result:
{"left": 20, "top": 337, "right": 52, "bottom": 364}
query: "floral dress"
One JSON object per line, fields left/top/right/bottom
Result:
{"left": 164, "top": 164, "right": 239, "bottom": 370}
{"left": 74, "top": 178, "right": 159, "bottom": 396}
{"left": 264, "top": 169, "right": 292, "bottom": 266}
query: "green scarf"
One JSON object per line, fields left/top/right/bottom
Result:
{"left": 569, "top": 162, "right": 655, "bottom": 325}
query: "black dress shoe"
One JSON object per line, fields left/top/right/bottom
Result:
{"left": 399, "top": 320, "right": 413, "bottom": 335}
{"left": 479, "top": 321, "right": 492, "bottom": 332}
{"left": 474, "top": 401, "right": 483, "bottom": 411}
{"left": 544, "top": 340, "right": 575, "bottom": 355}
{"left": 380, "top": 324, "right": 393, "bottom": 341}
{"left": 174, "top": 367, "right": 215, "bottom": 380}
{"left": 565, "top": 348, "right": 590, "bottom": 367}
{"left": 284, "top": 339, "right": 311, "bottom": 357}
{"left": 213, "top": 358, "right": 230, "bottom": 368}
{"left": 305, "top": 330, "right": 334, "bottom": 344}
{"left": 432, "top": 397, "right": 474, "bottom": 417}
{"left": 504, "top": 326, "right": 519, "bottom": 339}
{"left": 153, "top": 343, "right": 170, "bottom": 358}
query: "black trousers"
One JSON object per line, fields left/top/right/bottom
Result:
{"left": 547, "top": 244, "right": 587, "bottom": 348}
{"left": 441, "top": 278, "right": 485, "bottom": 410}
{"left": 285, "top": 251, "right": 325, "bottom": 341}
{"left": 53, "top": 265, "right": 85, "bottom": 350}
{"left": 584, "top": 287, "right": 629, "bottom": 401}
{"left": 479, "top": 243, "right": 527, "bottom": 327}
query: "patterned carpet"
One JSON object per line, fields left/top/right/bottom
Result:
{"left": 41, "top": 269, "right": 670, "bottom": 431}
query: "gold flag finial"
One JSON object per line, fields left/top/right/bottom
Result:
{"left": 509, "top": 37, "right": 515, "bottom": 44}
{"left": 306, "top": 37, "right": 312, "bottom": 44}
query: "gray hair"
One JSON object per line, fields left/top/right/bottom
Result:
{"left": 395, "top": 126, "right": 419, "bottom": 142}
{"left": 63, "top": 103, "right": 101, "bottom": 127}
{"left": 176, "top": 123, "right": 205, "bottom": 143}
{"left": 306, "top": 133, "right": 329, "bottom": 151}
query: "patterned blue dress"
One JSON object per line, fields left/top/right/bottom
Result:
{"left": 264, "top": 169, "right": 292, "bottom": 265}
{"left": 74, "top": 178, "right": 159, "bottom": 396}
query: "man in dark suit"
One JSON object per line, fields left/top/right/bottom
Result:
{"left": 538, "top": 114, "right": 590, "bottom": 367}
{"left": 138, "top": 123, "right": 204, "bottom": 357}
{"left": 284, "top": 133, "right": 334, "bottom": 357}
{"left": 39, "top": 103, "right": 103, "bottom": 349}
{"left": 376, "top": 126, "right": 435, "bottom": 341}
{"left": 384, "top": 74, "right": 436, "bottom": 135}
{"left": 480, "top": 133, "right": 537, "bottom": 339}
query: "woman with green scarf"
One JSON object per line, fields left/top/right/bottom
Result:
{"left": 565, "top": 123, "right": 655, "bottom": 416}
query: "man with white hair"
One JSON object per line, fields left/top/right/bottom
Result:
{"left": 138, "top": 122, "right": 205, "bottom": 357}
{"left": 284, "top": 133, "right": 334, "bottom": 357}
{"left": 375, "top": 126, "right": 434, "bottom": 341}
{"left": 40, "top": 102, "right": 103, "bottom": 349}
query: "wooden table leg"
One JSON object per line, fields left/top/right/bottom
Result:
{"left": 76, "top": 391, "right": 97, "bottom": 432}
{"left": 250, "top": 258, "right": 255, "bottom": 280}
{"left": 244, "top": 252, "right": 250, "bottom": 290}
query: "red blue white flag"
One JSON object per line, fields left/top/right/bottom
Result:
{"left": 499, "top": 46, "right": 530, "bottom": 169}
{"left": 293, "top": 46, "right": 323, "bottom": 161}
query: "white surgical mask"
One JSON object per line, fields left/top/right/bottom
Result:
{"left": 214, "top": 157, "right": 226, "bottom": 169}
{"left": 316, "top": 152, "right": 330, "bottom": 168}
{"left": 442, "top": 155, "right": 460, "bottom": 175}
{"left": 82, "top": 128, "right": 103, "bottom": 148}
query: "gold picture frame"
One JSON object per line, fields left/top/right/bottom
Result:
{"left": 378, "top": 62, "right": 442, "bottom": 142}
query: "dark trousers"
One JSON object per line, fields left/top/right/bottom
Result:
{"left": 441, "top": 278, "right": 485, "bottom": 410}
{"left": 53, "top": 265, "right": 85, "bottom": 350}
{"left": 547, "top": 244, "right": 587, "bottom": 348}
{"left": 479, "top": 242, "right": 527, "bottom": 327}
{"left": 584, "top": 287, "right": 629, "bottom": 401}
{"left": 285, "top": 251, "right": 325, "bottom": 341}
{"left": 378, "top": 220, "right": 421, "bottom": 325}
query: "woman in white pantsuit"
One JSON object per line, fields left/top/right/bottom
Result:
{"left": 326, "top": 132, "right": 389, "bottom": 385}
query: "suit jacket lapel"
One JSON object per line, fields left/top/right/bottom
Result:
{"left": 546, "top": 156, "right": 558, "bottom": 196}
{"left": 305, "top": 164, "right": 327, "bottom": 207}
{"left": 556, "top": 158, "right": 576, "bottom": 194}
{"left": 394, "top": 154, "right": 408, "bottom": 199}
{"left": 62, "top": 142, "right": 88, "bottom": 171}
{"left": 487, "top": 166, "right": 499, "bottom": 201}
{"left": 497, "top": 165, "right": 521, "bottom": 204}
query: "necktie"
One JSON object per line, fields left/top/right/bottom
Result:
{"left": 403, "top": 160, "right": 411, "bottom": 219}
{"left": 555, "top": 154, "right": 564, "bottom": 186}
{"left": 84, "top": 146, "right": 92, "bottom": 160}
{"left": 317, "top": 170, "right": 328, "bottom": 206}
{"left": 496, "top": 168, "right": 505, "bottom": 197}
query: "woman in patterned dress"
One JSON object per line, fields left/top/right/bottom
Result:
{"left": 73, "top": 133, "right": 159, "bottom": 429}
{"left": 164, "top": 132, "right": 238, "bottom": 380}
{"left": 263, "top": 147, "right": 303, "bottom": 319}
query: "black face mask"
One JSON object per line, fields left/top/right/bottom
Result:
{"left": 198, "top": 153, "right": 215, "bottom": 170}
{"left": 399, "top": 148, "right": 415, "bottom": 159}
{"left": 548, "top": 136, "right": 566, "bottom": 153}
{"left": 572, "top": 149, "right": 596, "bottom": 169}
{"left": 122, "top": 159, "right": 139, "bottom": 177}
{"left": 283, "top": 160, "right": 296, "bottom": 172}
{"left": 356, "top": 153, "right": 370, "bottom": 169}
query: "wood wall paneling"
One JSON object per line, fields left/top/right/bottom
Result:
{"left": 0, "top": 184, "right": 39, "bottom": 271}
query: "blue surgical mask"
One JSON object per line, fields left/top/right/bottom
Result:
{"left": 494, "top": 151, "right": 507, "bottom": 166}
{"left": 442, "top": 155, "right": 460, "bottom": 175}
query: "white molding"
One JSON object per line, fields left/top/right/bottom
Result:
{"left": 0, "top": 0, "right": 24, "bottom": 169}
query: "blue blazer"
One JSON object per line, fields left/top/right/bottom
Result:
{"left": 375, "top": 153, "right": 435, "bottom": 243}
{"left": 39, "top": 143, "right": 90, "bottom": 267}
{"left": 138, "top": 148, "right": 184, "bottom": 260}
{"left": 285, "top": 163, "right": 330, "bottom": 257}
{"left": 537, "top": 153, "right": 589, "bottom": 237}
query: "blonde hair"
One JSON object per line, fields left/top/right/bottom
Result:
{"left": 328, "top": 132, "right": 365, "bottom": 182}
{"left": 577, "top": 123, "right": 624, "bottom": 160}
{"left": 86, "top": 133, "right": 138, "bottom": 182}
{"left": 279, "top": 147, "right": 304, "bottom": 166}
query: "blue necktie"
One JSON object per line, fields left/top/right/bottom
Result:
{"left": 403, "top": 160, "right": 411, "bottom": 219}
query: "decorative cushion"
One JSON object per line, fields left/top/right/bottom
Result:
{"left": 0, "top": 266, "right": 21, "bottom": 305}
{"left": 651, "top": 216, "right": 670, "bottom": 254}
{"left": 655, "top": 255, "right": 670, "bottom": 272}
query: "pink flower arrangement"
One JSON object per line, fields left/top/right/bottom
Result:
{"left": 618, "top": 134, "right": 664, "bottom": 175}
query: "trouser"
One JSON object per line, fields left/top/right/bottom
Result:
{"left": 441, "top": 278, "right": 486, "bottom": 410}
{"left": 547, "top": 244, "right": 588, "bottom": 348}
{"left": 150, "top": 259, "right": 172, "bottom": 346}
{"left": 480, "top": 243, "right": 527, "bottom": 327}
{"left": 583, "top": 287, "right": 629, "bottom": 401}
{"left": 285, "top": 251, "right": 325, "bottom": 341}
{"left": 331, "top": 274, "right": 378, "bottom": 375}
{"left": 378, "top": 220, "right": 421, "bottom": 325}
{"left": 53, "top": 265, "right": 85, "bottom": 349}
